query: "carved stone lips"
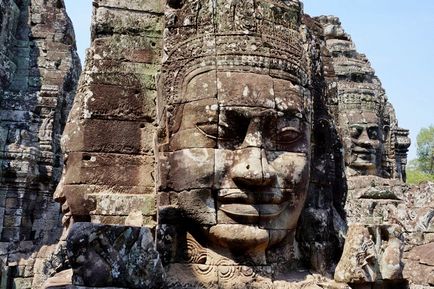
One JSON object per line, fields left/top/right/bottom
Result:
{"left": 217, "top": 189, "right": 291, "bottom": 221}
{"left": 353, "top": 148, "right": 375, "bottom": 161}
{"left": 219, "top": 202, "right": 290, "bottom": 221}
{"left": 355, "top": 152, "right": 375, "bottom": 162}
{"left": 353, "top": 147, "right": 375, "bottom": 154}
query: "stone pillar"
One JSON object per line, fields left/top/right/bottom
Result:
{"left": 55, "top": 0, "right": 164, "bottom": 229}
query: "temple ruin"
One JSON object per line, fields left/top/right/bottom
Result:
{"left": 0, "top": 1, "right": 432, "bottom": 289}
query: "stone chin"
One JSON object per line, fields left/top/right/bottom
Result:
{"left": 208, "top": 224, "right": 270, "bottom": 252}
{"left": 207, "top": 201, "right": 306, "bottom": 251}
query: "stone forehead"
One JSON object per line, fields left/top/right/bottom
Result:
{"left": 341, "top": 110, "right": 380, "bottom": 125}
{"left": 178, "top": 71, "right": 309, "bottom": 111}
{"left": 336, "top": 80, "right": 386, "bottom": 115}
{"left": 338, "top": 93, "right": 382, "bottom": 114}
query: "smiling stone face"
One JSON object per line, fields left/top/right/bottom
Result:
{"left": 340, "top": 110, "right": 382, "bottom": 176}
{"left": 158, "top": 71, "right": 311, "bottom": 259}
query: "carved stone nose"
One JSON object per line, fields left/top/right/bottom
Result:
{"left": 53, "top": 178, "right": 66, "bottom": 203}
{"left": 240, "top": 117, "right": 263, "bottom": 149}
{"left": 230, "top": 147, "right": 276, "bottom": 186}
{"left": 355, "top": 129, "right": 373, "bottom": 147}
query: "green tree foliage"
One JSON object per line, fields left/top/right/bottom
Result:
{"left": 407, "top": 169, "right": 434, "bottom": 184}
{"left": 407, "top": 125, "right": 434, "bottom": 184}
{"left": 416, "top": 125, "right": 434, "bottom": 174}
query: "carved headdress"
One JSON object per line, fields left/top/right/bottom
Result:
{"left": 160, "top": 0, "right": 310, "bottom": 106}
{"left": 337, "top": 82, "right": 385, "bottom": 115}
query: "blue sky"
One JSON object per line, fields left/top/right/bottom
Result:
{"left": 64, "top": 0, "right": 434, "bottom": 160}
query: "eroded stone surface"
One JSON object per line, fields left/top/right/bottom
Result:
{"left": 156, "top": 1, "right": 317, "bottom": 287}
{"left": 1, "top": 1, "right": 433, "bottom": 289}
{"left": 53, "top": 0, "right": 163, "bottom": 232}
{"left": 65, "top": 223, "right": 164, "bottom": 289}
{"left": 0, "top": 0, "right": 80, "bottom": 287}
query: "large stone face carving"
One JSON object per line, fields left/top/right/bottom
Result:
{"left": 52, "top": 0, "right": 163, "bottom": 231}
{"left": 159, "top": 71, "right": 311, "bottom": 255}
{"left": 153, "top": 2, "right": 323, "bottom": 287}
{"left": 3, "top": 1, "right": 429, "bottom": 289}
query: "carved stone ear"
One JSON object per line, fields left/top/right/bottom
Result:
{"left": 167, "top": 0, "right": 184, "bottom": 9}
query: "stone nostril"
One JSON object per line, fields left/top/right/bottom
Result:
{"left": 167, "top": 0, "right": 183, "bottom": 9}
{"left": 231, "top": 159, "right": 262, "bottom": 186}
{"left": 54, "top": 194, "right": 66, "bottom": 203}
{"left": 230, "top": 148, "right": 278, "bottom": 187}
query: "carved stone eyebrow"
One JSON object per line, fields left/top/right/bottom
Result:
{"left": 219, "top": 106, "right": 276, "bottom": 118}
{"left": 349, "top": 124, "right": 364, "bottom": 129}
{"left": 349, "top": 123, "right": 379, "bottom": 128}
{"left": 277, "top": 109, "right": 310, "bottom": 126}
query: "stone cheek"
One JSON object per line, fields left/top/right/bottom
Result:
{"left": 177, "top": 189, "right": 217, "bottom": 226}
{"left": 159, "top": 148, "right": 215, "bottom": 192}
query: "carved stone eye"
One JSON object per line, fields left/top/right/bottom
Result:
{"left": 218, "top": 110, "right": 250, "bottom": 146}
{"left": 195, "top": 123, "right": 218, "bottom": 139}
{"left": 167, "top": 0, "right": 183, "bottom": 9}
{"left": 368, "top": 127, "right": 379, "bottom": 140}
{"left": 350, "top": 127, "right": 362, "bottom": 139}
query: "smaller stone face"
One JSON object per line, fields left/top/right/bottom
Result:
{"left": 339, "top": 110, "right": 382, "bottom": 176}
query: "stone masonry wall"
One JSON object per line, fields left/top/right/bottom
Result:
{"left": 0, "top": 0, "right": 80, "bottom": 288}
{"left": 56, "top": 0, "right": 164, "bottom": 229}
